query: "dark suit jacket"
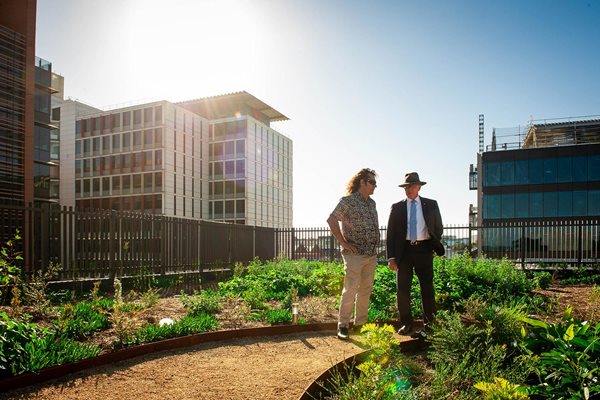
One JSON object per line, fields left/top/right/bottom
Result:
{"left": 386, "top": 196, "right": 445, "bottom": 260}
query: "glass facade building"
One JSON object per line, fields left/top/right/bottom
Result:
{"left": 475, "top": 118, "right": 600, "bottom": 260}
{"left": 482, "top": 148, "right": 600, "bottom": 220}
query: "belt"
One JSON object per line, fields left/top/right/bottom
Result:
{"left": 406, "top": 240, "right": 430, "bottom": 246}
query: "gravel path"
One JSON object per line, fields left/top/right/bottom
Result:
{"left": 1, "top": 331, "right": 364, "bottom": 400}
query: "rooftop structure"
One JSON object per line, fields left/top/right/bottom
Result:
{"left": 488, "top": 115, "right": 600, "bottom": 151}
{"left": 178, "top": 91, "right": 289, "bottom": 126}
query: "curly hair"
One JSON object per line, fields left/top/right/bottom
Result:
{"left": 345, "top": 168, "right": 377, "bottom": 195}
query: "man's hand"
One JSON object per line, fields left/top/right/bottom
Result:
{"left": 340, "top": 240, "right": 357, "bottom": 254}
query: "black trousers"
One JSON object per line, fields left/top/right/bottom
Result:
{"left": 396, "top": 240, "right": 436, "bottom": 326}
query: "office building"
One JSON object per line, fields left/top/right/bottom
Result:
{"left": 0, "top": 0, "right": 36, "bottom": 206}
{"left": 471, "top": 116, "right": 600, "bottom": 258}
{"left": 179, "top": 92, "right": 293, "bottom": 228}
{"left": 69, "top": 101, "right": 209, "bottom": 218}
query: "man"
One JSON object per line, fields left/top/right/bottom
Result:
{"left": 327, "top": 168, "right": 380, "bottom": 340}
{"left": 387, "top": 172, "right": 444, "bottom": 337}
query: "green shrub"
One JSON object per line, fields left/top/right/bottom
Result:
{"left": 368, "top": 266, "right": 397, "bottom": 321}
{"left": 531, "top": 271, "right": 552, "bottom": 289}
{"left": 265, "top": 308, "right": 293, "bottom": 325}
{"left": 25, "top": 333, "right": 101, "bottom": 373}
{"left": 428, "top": 310, "right": 532, "bottom": 399}
{"left": 0, "top": 312, "right": 43, "bottom": 377}
{"left": 241, "top": 286, "right": 268, "bottom": 310}
{"left": 0, "top": 312, "right": 100, "bottom": 377}
{"left": 179, "top": 289, "right": 222, "bottom": 316}
{"left": 53, "top": 299, "right": 112, "bottom": 339}
{"left": 519, "top": 308, "right": 600, "bottom": 399}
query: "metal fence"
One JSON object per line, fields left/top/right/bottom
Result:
{"left": 0, "top": 204, "right": 275, "bottom": 281}
{"left": 1, "top": 203, "right": 598, "bottom": 282}
{"left": 274, "top": 225, "right": 475, "bottom": 262}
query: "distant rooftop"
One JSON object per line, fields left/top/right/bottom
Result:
{"left": 177, "top": 91, "right": 289, "bottom": 126}
{"left": 488, "top": 115, "right": 600, "bottom": 151}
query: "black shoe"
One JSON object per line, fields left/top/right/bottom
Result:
{"left": 397, "top": 324, "right": 413, "bottom": 335}
{"left": 337, "top": 326, "right": 349, "bottom": 340}
{"left": 411, "top": 329, "right": 428, "bottom": 340}
{"left": 351, "top": 324, "right": 363, "bottom": 334}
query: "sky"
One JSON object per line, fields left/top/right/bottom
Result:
{"left": 35, "top": 0, "right": 600, "bottom": 227}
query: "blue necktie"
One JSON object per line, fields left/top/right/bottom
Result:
{"left": 409, "top": 200, "right": 417, "bottom": 242}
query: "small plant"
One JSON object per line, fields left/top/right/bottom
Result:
{"left": 241, "top": 286, "right": 268, "bottom": 310}
{"left": 22, "top": 261, "right": 62, "bottom": 317}
{"left": 139, "top": 287, "right": 161, "bottom": 308}
{"left": 54, "top": 300, "right": 111, "bottom": 340}
{"left": 218, "top": 294, "right": 251, "bottom": 329}
{"left": 359, "top": 323, "right": 400, "bottom": 365}
{"left": 474, "top": 377, "right": 529, "bottom": 399}
{"left": 519, "top": 307, "right": 600, "bottom": 399}
{"left": 132, "top": 267, "right": 158, "bottom": 292}
{"left": 0, "top": 231, "right": 23, "bottom": 306}
{"left": 232, "top": 261, "right": 246, "bottom": 278}
{"left": 180, "top": 289, "right": 222, "bottom": 316}
{"left": 110, "top": 306, "right": 140, "bottom": 347}
{"left": 264, "top": 307, "right": 293, "bottom": 325}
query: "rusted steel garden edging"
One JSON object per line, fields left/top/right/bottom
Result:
{"left": 0, "top": 322, "right": 339, "bottom": 392}
{"left": 299, "top": 337, "right": 427, "bottom": 400}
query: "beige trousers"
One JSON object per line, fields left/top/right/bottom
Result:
{"left": 338, "top": 253, "right": 377, "bottom": 328}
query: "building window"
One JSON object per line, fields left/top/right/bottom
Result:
{"left": 225, "top": 141, "right": 234, "bottom": 157}
{"left": 155, "top": 172, "right": 162, "bottom": 190}
{"left": 225, "top": 161, "right": 234, "bottom": 179}
{"left": 112, "top": 113, "right": 121, "bottom": 129}
{"left": 155, "top": 150, "right": 162, "bottom": 168}
{"left": 236, "top": 180, "right": 245, "bottom": 196}
{"left": 133, "top": 109, "right": 142, "bottom": 126}
{"left": 133, "top": 131, "right": 142, "bottom": 147}
{"left": 102, "top": 136, "right": 110, "bottom": 153}
{"left": 236, "top": 140, "right": 245, "bottom": 157}
{"left": 123, "top": 111, "right": 131, "bottom": 128}
{"left": 113, "top": 134, "right": 120, "bottom": 152}
{"left": 236, "top": 160, "right": 245, "bottom": 178}
{"left": 155, "top": 128, "right": 162, "bottom": 146}
{"left": 144, "top": 107, "right": 152, "bottom": 125}
{"left": 102, "top": 177, "right": 110, "bottom": 196}
{"left": 214, "top": 201, "right": 223, "bottom": 218}
{"left": 155, "top": 106, "right": 162, "bottom": 123}
{"left": 122, "top": 175, "right": 131, "bottom": 194}
{"left": 144, "top": 129, "right": 153, "bottom": 147}
{"left": 225, "top": 181, "right": 234, "bottom": 196}
{"left": 112, "top": 176, "right": 121, "bottom": 195}
{"left": 123, "top": 132, "right": 131, "bottom": 150}
{"left": 236, "top": 200, "right": 245, "bottom": 217}
{"left": 143, "top": 151, "right": 152, "bottom": 168}
{"left": 144, "top": 173, "right": 153, "bottom": 193}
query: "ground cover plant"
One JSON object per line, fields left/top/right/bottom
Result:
{"left": 322, "top": 255, "right": 600, "bottom": 400}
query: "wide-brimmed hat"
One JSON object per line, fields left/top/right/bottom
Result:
{"left": 399, "top": 172, "right": 427, "bottom": 187}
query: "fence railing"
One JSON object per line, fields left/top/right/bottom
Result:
{"left": 0, "top": 204, "right": 275, "bottom": 281}
{"left": 1, "top": 204, "right": 598, "bottom": 282}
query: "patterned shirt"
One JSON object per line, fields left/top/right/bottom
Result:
{"left": 330, "top": 192, "right": 380, "bottom": 256}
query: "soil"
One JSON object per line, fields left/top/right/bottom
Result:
{"left": 1, "top": 284, "right": 598, "bottom": 400}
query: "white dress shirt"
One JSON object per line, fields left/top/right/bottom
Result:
{"left": 406, "top": 196, "right": 430, "bottom": 241}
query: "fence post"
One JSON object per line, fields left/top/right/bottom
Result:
{"left": 520, "top": 222, "right": 525, "bottom": 269}
{"left": 291, "top": 228, "right": 296, "bottom": 260}
{"left": 577, "top": 221, "right": 583, "bottom": 267}
{"left": 330, "top": 234, "right": 334, "bottom": 262}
